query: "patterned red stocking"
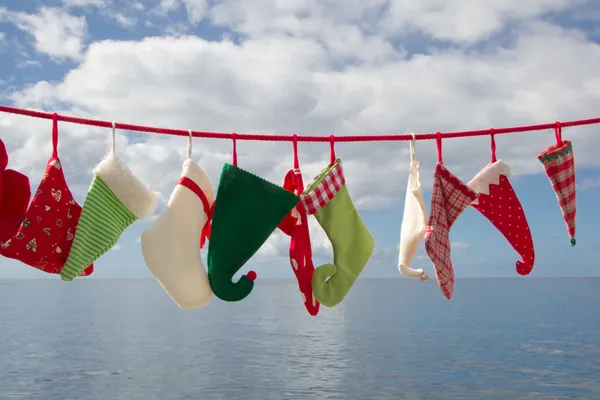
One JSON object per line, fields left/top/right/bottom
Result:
{"left": 425, "top": 163, "right": 478, "bottom": 300}
{"left": 538, "top": 128, "right": 576, "bottom": 246}
{"left": 278, "top": 168, "right": 319, "bottom": 316}
{"left": 0, "top": 139, "right": 31, "bottom": 243}
{"left": 0, "top": 115, "right": 93, "bottom": 276}
{"left": 467, "top": 160, "right": 535, "bottom": 275}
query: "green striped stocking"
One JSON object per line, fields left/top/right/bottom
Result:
{"left": 60, "top": 153, "right": 157, "bottom": 281}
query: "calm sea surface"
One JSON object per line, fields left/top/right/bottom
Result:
{"left": 0, "top": 278, "right": 599, "bottom": 399}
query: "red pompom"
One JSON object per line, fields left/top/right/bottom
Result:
{"left": 247, "top": 270, "right": 257, "bottom": 281}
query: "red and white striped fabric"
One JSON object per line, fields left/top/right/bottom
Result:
{"left": 301, "top": 161, "right": 345, "bottom": 215}
{"left": 425, "top": 164, "right": 478, "bottom": 300}
{"left": 538, "top": 140, "right": 576, "bottom": 245}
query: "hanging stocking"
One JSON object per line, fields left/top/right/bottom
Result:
{"left": 398, "top": 136, "right": 429, "bottom": 281}
{"left": 425, "top": 135, "right": 478, "bottom": 300}
{"left": 467, "top": 135, "right": 535, "bottom": 275}
{"left": 142, "top": 155, "right": 215, "bottom": 309}
{"left": 207, "top": 143, "right": 299, "bottom": 302}
{"left": 278, "top": 167, "right": 320, "bottom": 316}
{"left": 0, "top": 115, "right": 93, "bottom": 276}
{"left": 61, "top": 128, "right": 157, "bottom": 281}
{"left": 302, "top": 150, "right": 374, "bottom": 308}
{"left": 0, "top": 138, "right": 31, "bottom": 244}
{"left": 538, "top": 124, "right": 576, "bottom": 245}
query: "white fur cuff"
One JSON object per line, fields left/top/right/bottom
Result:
{"left": 93, "top": 153, "right": 158, "bottom": 219}
{"left": 468, "top": 160, "right": 511, "bottom": 206}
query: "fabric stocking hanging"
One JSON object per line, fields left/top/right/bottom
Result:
{"left": 301, "top": 138, "right": 374, "bottom": 308}
{"left": 277, "top": 137, "right": 319, "bottom": 316}
{"left": 207, "top": 137, "right": 300, "bottom": 302}
{"left": 397, "top": 135, "right": 429, "bottom": 281}
{"left": 0, "top": 115, "right": 93, "bottom": 275}
{"left": 424, "top": 134, "right": 478, "bottom": 300}
{"left": 60, "top": 123, "right": 157, "bottom": 281}
{"left": 538, "top": 124, "right": 576, "bottom": 245}
{"left": 0, "top": 138, "right": 31, "bottom": 245}
{"left": 141, "top": 131, "right": 214, "bottom": 309}
{"left": 467, "top": 134, "right": 535, "bottom": 275}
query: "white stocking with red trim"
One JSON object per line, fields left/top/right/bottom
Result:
{"left": 141, "top": 159, "right": 214, "bottom": 309}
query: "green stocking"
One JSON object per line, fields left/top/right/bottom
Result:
{"left": 301, "top": 159, "right": 374, "bottom": 307}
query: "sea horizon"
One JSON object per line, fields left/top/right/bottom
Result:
{"left": 2, "top": 276, "right": 600, "bottom": 280}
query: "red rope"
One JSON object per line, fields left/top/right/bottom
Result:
{"left": 1, "top": 104, "right": 600, "bottom": 142}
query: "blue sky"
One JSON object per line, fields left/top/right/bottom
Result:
{"left": 1, "top": 0, "right": 600, "bottom": 280}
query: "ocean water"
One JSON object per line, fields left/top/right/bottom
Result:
{"left": 0, "top": 278, "right": 599, "bottom": 399}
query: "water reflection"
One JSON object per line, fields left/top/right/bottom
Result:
{"left": 0, "top": 278, "right": 599, "bottom": 399}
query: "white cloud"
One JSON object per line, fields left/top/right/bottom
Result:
{"left": 62, "top": 0, "right": 109, "bottom": 7}
{"left": 16, "top": 60, "right": 43, "bottom": 68}
{"left": 111, "top": 244, "right": 123, "bottom": 251}
{"left": 159, "top": 0, "right": 181, "bottom": 12}
{"left": 1, "top": 1, "right": 599, "bottom": 268}
{"left": 112, "top": 13, "right": 137, "bottom": 28}
{"left": 380, "top": 0, "right": 582, "bottom": 43}
{"left": 182, "top": 0, "right": 209, "bottom": 23}
{"left": 0, "top": 7, "right": 87, "bottom": 61}
{"left": 6, "top": 22, "right": 600, "bottom": 210}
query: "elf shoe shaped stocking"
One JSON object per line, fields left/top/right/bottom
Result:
{"left": 0, "top": 118, "right": 93, "bottom": 276}
{"left": 468, "top": 160, "right": 535, "bottom": 275}
{"left": 61, "top": 152, "right": 157, "bottom": 281}
{"left": 207, "top": 163, "right": 299, "bottom": 302}
{"left": 538, "top": 138, "right": 576, "bottom": 245}
{"left": 141, "top": 159, "right": 214, "bottom": 309}
{"left": 0, "top": 138, "right": 31, "bottom": 243}
{"left": 301, "top": 160, "right": 374, "bottom": 308}
{"left": 398, "top": 148, "right": 429, "bottom": 281}
{"left": 425, "top": 163, "right": 478, "bottom": 300}
{"left": 278, "top": 168, "right": 319, "bottom": 316}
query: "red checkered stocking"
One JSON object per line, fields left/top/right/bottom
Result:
{"left": 425, "top": 163, "right": 477, "bottom": 300}
{"left": 538, "top": 127, "right": 576, "bottom": 245}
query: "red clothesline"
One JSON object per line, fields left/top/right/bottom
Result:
{"left": 1, "top": 104, "right": 600, "bottom": 143}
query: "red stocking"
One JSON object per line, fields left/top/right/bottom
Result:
{"left": 468, "top": 161, "right": 535, "bottom": 275}
{"left": 277, "top": 168, "right": 319, "bottom": 316}
{"left": 425, "top": 164, "right": 478, "bottom": 300}
{"left": 0, "top": 116, "right": 93, "bottom": 276}
{"left": 0, "top": 139, "right": 31, "bottom": 243}
{"left": 538, "top": 136, "right": 576, "bottom": 246}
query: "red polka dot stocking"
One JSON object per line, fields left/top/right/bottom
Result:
{"left": 277, "top": 168, "right": 319, "bottom": 316}
{"left": 467, "top": 160, "right": 535, "bottom": 275}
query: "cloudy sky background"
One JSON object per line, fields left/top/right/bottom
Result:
{"left": 1, "top": 0, "right": 600, "bottom": 280}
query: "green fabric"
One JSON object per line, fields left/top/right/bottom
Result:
{"left": 308, "top": 161, "right": 374, "bottom": 308}
{"left": 207, "top": 163, "right": 299, "bottom": 302}
{"left": 538, "top": 140, "right": 573, "bottom": 163}
{"left": 60, "top": 176, "right": 136, "bottom": 281}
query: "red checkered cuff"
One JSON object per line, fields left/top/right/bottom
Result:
{"left": 300, "top": 162, "right": 345, "bottom": 215}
